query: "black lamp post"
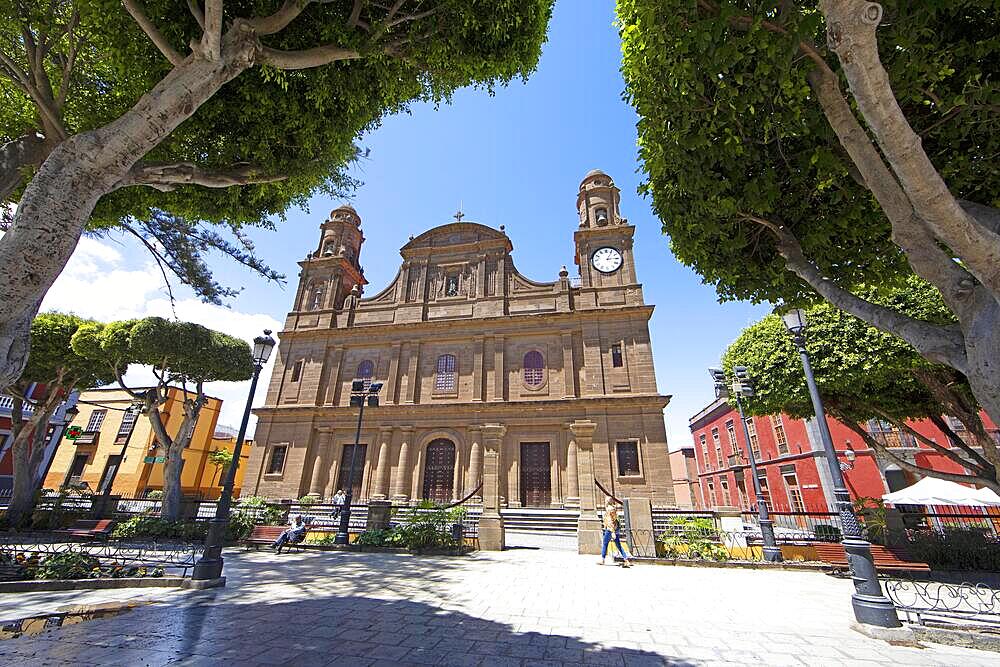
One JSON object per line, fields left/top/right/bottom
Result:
{"left": 192, "top": 329, "right": 276, "bottom": 583}
{"left": 710, "top": 367, "right": 782, "bottom": 562}
{"left": 334, "top": 380, "right": 382, "bottom": 545}
{"left": 781, "top": 309, "right": 900, "bottom": 628}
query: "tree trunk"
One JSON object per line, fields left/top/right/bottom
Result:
{"left": 5, "top": 401, "right": 59, "bottom": 526}
{"left": 160, "top": 441, "right": 186, "bottom": 521}
{"left": 961, "top": 300, "right": 1000, "bottom": 464}
{"left": 157, "top": 395, "right": 207, "bottom": 521}
{"left": 0, "top": 30, "right": 258, "bottom": 388}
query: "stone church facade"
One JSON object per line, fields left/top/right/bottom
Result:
{"left": 243, "top": 170, "right": 675, "bottom": 547}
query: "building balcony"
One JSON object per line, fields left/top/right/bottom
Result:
{"left": 0, "top": 394, "right": 34, "bottom": 416}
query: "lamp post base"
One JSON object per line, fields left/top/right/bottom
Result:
{"left": 851, "top": 594, "right": 901, "bottom": 628}
{"left": 182, "top": 576, "right": 226, "bottom": 590}
{"left": 191, "top": 518, "right": 228, "bottom": 581}
{"left": 843, "top": 537, "right": 901, "bottom": 628}
{"left": 762, "top": 546, "right": 783, "bottom": 562}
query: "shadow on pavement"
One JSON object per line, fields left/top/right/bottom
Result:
{"left": 0, "top": 552, "right": 699, "bottom": 667}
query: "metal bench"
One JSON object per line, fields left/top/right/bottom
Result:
{"left": 244, "top": 525, "right": 306, "bottom": 552}
{"left": 813, "top": 542, "right": 930, "bottom": 573}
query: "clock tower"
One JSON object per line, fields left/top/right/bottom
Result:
{"left": 573, "top": 169, "right": 642, "bottom": 308}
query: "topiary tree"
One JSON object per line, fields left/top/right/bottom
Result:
{"left": 3, "top": 312, "right": 114, "bottom": 526}
{"left": 619, "top": 0, "right": 1000, "bottom": 428}
{"left": 0, "top": 0, "right": 555, "bottom": 388}
{"left": 72, "top": 316, "right": 253, "bottom": 519}
{"left": 722, "top": 282, "right": 1000, "bottom": 493}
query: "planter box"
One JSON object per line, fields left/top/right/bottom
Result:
{"left": 0, "top": 576, "right": 185, "bottom": 594}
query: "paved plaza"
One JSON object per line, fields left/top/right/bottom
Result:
{"left": 0, "top": 545, "right": 996, "bottom": 666}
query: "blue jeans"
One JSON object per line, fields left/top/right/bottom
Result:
{"left": 601, "top": 529, "right": 628, "bottom": 560}
{"left": 273, "top": 529, "right": 305, "bottom": 550}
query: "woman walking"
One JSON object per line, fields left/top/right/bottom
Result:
{"left": 599, "top": 499, "right": 632, "bottom": 567}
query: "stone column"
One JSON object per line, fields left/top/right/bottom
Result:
{"left": 372, "top": 426, "right": 394, "bottom": 500}
{"left": 565, "top": 424, "right": 580, "bottom": 508}
{"left": 466, "top": 426, "right": 483, "bottom": 501}
{"left": 571, "top": 419, "right": 602, "bottom": 554}
{"left": 307, "top": 431, "right": 331, "bottom": 499}
{"left": 391, "top": 426, "right": 414, "bottom": 502}
{"left": 479, "top": 423, "right": 506, "bottom": 551}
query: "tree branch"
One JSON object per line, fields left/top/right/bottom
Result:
{"left": 926, "top": 413, "right": 995, "bottom": 474}
{"left": 348, "top": 0, "right": 364, "bottom": 28}
{"left": 258, "top": 44, "right": 361, "bottom": 70}
{"left": 125, "top": 161, "right": 288, "bottom": 191}
{"left": 959, "top": 200, "right": 1000, "bottom": 236}
{"left": 122, "top": 0, "right": 185, "bottom": 66}
{"left": 819, "top": 0, "right": 1000, "bottom": 299}
{"left": 743, "top": 213, "right": 969, "bottom": 371}
{"left": 202, "top": 0, "right": 224, "bottom": 60}
{"left": 838, "top": 414, "right": 999, "bottom": 493}
{"left": 0, "top": 132, "right": 50, "bottom": 203}
{"left": 187, "top": 0, "right": 205, "bottom": 30}
{"left": 123, "top": 226, "right": 180, "bottom": 318}
{"left": 247, "top": 0, "right": 312, "bottom": 35}
{"left": 873, "top": 408, "right": 987, "bottom": 477}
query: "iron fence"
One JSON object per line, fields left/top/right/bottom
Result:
{"left": 0, "top": 537, "right": 202, "bottom": 576}
{"left": 884, "top": 578, "right": 1000, "bottom": 629}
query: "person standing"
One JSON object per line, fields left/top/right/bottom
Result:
{"left": 331, "top": 489, "right": 347, "bottom": 519}
{"left": 599, "top": 500, "right": 632, "bottom": 567}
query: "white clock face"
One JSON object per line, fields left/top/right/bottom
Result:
{"left": 591, "top": 247, "right": 623, "bottom": 274}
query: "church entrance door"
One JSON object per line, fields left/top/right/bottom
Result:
{"left": 336, "top": 444, "right": 366, "bottom": 499}
{"left": 520, "top": 442, "right": 551, "bottom": 507}
{"left": 422, "top": 439, "right": 455, "bottom": 503}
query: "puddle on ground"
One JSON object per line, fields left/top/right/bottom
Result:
{"left": 0, "top": 601, "right": 150, "bottom": 640}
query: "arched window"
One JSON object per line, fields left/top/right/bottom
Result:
{"left": 523, "top": 351, "right": 544, "bottom": 387}
{"left": 435, "top": 354, "right": 456, "bottom": 392}
{"left": 305, "top": 281, "right": 324, "bottom": 310}
{"left": 355, "top": 359, "right": 374, "bottom": 389}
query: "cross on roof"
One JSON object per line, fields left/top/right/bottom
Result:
{"left": 453, "top": 209, "right": 464, "bottom": 222}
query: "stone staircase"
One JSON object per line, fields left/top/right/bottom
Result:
{"left": 500, "top": 507, "right": 579, "bottom": 535}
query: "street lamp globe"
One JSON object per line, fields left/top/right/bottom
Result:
{"left": 781, "top": 308, "right": 808, "bottom": 334}
{"left": 252, "top": 329, "right": 276, "bottom": 367}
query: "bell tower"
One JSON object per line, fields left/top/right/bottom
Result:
{"left": 573, "top": 170, "right": 640, "bottom": 305}
{"left": 290, "top": 205, "right": 368, "bottom": 326}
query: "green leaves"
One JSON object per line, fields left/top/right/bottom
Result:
{"left": 722, "top": 280, "right": 960, "bottom": 422}
{"left": 21, "top": 313, "right": 116, "bottom": 390}
{"left": 71, "top": 316, "right": 254, "bottom": 384}
{"left": 618, "top": 0, "right": 999, "bottom": 304}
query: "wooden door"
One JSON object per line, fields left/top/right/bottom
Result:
{"left": 336, "top": 444, "right": 367, "bottom": 499}
{"left": 422, "top": 439, "right": 455, "bottom": 503}
{"left": 520, "top": 442, "right": 551, "bottom": 507}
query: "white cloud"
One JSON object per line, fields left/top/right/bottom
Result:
{"left": 41, "top": 236, "right": 282, "bottom": 434}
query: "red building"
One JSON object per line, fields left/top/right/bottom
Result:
{"left": 0, "top": 385, "right": 78, "bottom": 496}
{"left": 688, "top": 397, "right": 999, "bottom": 512}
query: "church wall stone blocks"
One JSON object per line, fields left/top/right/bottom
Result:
{"left": 244, "top": 170, "right": 676, "bottom": 515}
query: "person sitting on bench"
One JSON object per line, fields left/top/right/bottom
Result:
{"left": 271, "top": 515, "right": 307, "bottom": 553}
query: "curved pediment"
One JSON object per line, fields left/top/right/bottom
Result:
{"left": 401, "top": 222, "right": 512, "bottom": 253}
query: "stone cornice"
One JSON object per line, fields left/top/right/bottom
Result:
{"left": 277, "top": 304, "right": 655, "bottom": 341}
{"left": 253, "top": 393, "right": 672, "bottom": 419}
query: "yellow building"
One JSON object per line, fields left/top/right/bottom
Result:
{"left": 44, "top": 387, "right": 252, "bottom": 500}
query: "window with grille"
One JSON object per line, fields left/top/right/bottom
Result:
{"left": 611, "top": 344, "right": 623, "bottom": 368}
{"left": 616, "top": 441, "right": 640, "bottom": 476}
{"left": 725, "top": 420, "right": 737, "bottom": 447}
{"left": 712, "top": 428, "right": 722, "bottom": 466}
{"left": 757, "top": 474, "right": 772, "bottom": 510}
{"left": 707, "top": 481, "right": 717, "bottom": 507}
{"left": 720, "top": 477, "right": 730, "bottom": 504}
{"left": 290, "top": 360, "right": 303, "bottom": 383}
{"left": 435, "top": 354, "right": 457, "bottom": 392}
{"left": 523, "top": 351, "right": 544, "bottom": 387}
{"left": 783, "top": 472, "right": 805, "bottom": 512}
{"left": 86, "top": 409, "right": 106, "bottom": 433}
{"left": 747, "top": 419, "right": 760, "bottom": 457}
{"left": 115, "top": 407, "right": 140, "bottom": 444}
{"left": 771, "top": 415, "right": 789, "bottom": 455}
{"left": 356, "top": 359, "right": 374, "bottom": 390}
{"left": 266, "top": 445, "right": 288, "bottom": 474}
{"left": 700, "top": 433, "right": 710, "bottom": 471}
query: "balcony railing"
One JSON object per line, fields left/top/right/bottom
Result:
{"left": 0, "top": 394, "right": 34, "bottom": 415}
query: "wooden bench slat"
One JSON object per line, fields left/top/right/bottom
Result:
{"left": 813, "top": 543, "right": 930, "bottom": 571}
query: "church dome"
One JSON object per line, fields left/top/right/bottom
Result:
{"left": 584, "top": 168, "right": 607, "bottom": 178}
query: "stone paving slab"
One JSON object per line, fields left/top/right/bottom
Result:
{"left": 0, "top": 546, "right": 996, "bottom": 666}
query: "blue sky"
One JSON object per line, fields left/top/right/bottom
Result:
{"left": 45, "top": 0, "right": 769, "bottom": 445}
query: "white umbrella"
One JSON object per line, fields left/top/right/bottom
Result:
{"left": 882, "top": 476, "right": 1000, "bottom": 507}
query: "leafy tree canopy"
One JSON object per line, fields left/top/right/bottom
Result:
{"left": 618, "top": 0, "right": 999, "bottom": 305}
{"left": 71, "top": 317, "right": 253, "bottom": 384}
{"left": 722, "top": 279, "right": 959, "bottom": 422}
{"left": 17, "top": 312, "right": 114, "bottom": 390}
{"left": 1, "top": 0, "right": 554, "bottom": 298}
